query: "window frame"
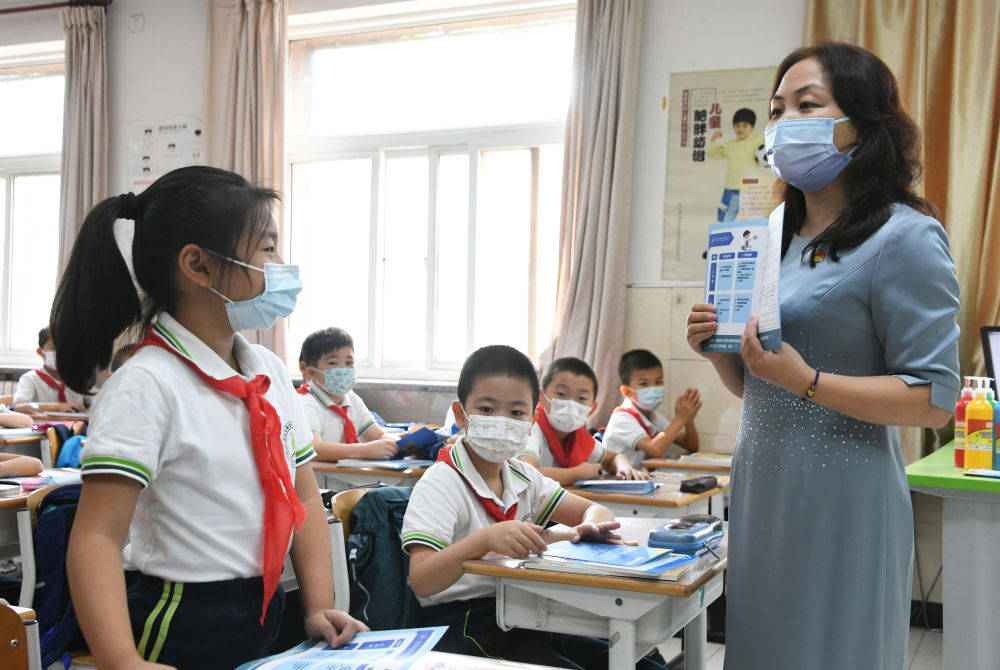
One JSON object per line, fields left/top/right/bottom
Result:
{"left": 286, "top": 12, "right": 571, "bottom": 381}
{"left": 0, "top": 52, "right": 64, "bottom": 367}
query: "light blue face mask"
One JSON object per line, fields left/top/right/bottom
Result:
{"left": 633, "top": 385, "right": 666, "bottom": 411}
{"left": 764, "top": 117, "right": 856, "bottom": 192}
{"left": 208, "top": 252, "right": 302, "bottom": 332}
{"left": 320, "top": 366, "right": 356, "bottom": 396}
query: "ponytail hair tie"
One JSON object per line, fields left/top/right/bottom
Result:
{"left": 118, "top": 192, "right": 140, "bottom": 220}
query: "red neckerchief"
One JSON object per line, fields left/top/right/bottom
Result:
{"left": 436, "top": 445, "right": 517, "bottom": 523}
{"left": 535, "top": 405, "right": 595, "bottom": 468}
{"left": 297, "top": 383, "right": 358, "bottom": 444}
{"left": 35, "top": 368, "right": 67, "bottom": 403}
{"left": 137, "top": 326, "right": 305, "bottom": 623}
{"left": 613, "top": 406, "right": 655, "bottom": 438}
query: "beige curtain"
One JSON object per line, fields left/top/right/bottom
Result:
{"left": 206, "top": 0, "right": 287, "bottom": 355}
{"left": 57, "top": 6, "right": 108, "bottom": 274}
{"left": 805, "top": 0, "right": 1000, "bottom": 457}
{"left": 542, "top": 0, "right": 644, "bottom": 425}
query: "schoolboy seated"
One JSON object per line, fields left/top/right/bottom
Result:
{"left": 12, "top": 327, "right": 89, "bottom": 415}
{"left": 603, "top": 349, "right": 701, "bottom": 468}
{"left": 297, "top": 327, "right": 398, "bottom": 461}
{"left": 402, "top": 344, "right": 664, "bottom": 669}
{"left": 518, "top": 356, "right": 649, "bottom": 486}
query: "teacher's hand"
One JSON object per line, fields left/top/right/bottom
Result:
{"left": 740, "top": 316, "right": 814, "bottom": 394}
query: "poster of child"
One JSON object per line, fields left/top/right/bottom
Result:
{"left": 708, "top": 108, "right": 765, "bottom": 222}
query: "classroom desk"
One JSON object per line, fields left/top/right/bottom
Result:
{"left": 906, "top": 441, "right": 1000, "bottom": 670}
{"left": 311, "top": 460, "right": 429, "bottom": 491}
{"left": 644, "top": 459, "right": 732, "bottom": 512}
{"left": 0, "top": 493, "right": 29, "bottom": 510}
{"left": 412, "top": 651, "right": 562, "bottom": 670}
{"left": 0, "top": 431, "right": 50, "bottom": 469}
{"left": 569, "top": 477, "right": 730, "bottom": 519}
{"left": 463, "top": 517, "right": 726, "bottom": 670}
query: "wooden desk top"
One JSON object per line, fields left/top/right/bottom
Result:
{"left": 310, "top": 461, "right": 428, "bottom": 478}
{"left": 569, "top": 477, "right": 730, "bottom": 508}
{"left": 643, "top": 458, "right": 731, "bottom": 472}
{"left": 463, "top": 517, "right": 726, "bottom": 598}
{"left": 0, "top": 434, "right": 43, "bottom": 446}
{"left": 0, "top": 494, "right": 29, "bottom": 510}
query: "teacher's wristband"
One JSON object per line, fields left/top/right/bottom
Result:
{"left": 804, "top": 369, "right": 820, "bottom": 400}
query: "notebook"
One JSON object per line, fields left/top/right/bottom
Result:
{"left": 396, "top": 427, "right": 443, "bottom": 453}
{"left": 702, "top": 203, "right": 783, "bottom": 353}
{"left": 521, "top": 541, "right": 696, "bottom": 581}
{"left": 334, "top": 459, "right": 436, "bottom": 471}
{"left": 572, "top": 480, "right": 658, "bottom": 495}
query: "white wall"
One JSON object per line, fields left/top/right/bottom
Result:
{"left": 106, "top": 0, "right": 208, "bottom": 193}
{"left": 0, "top": 9, "right": 62, "bottom": 46}
{"left": 627, "top": 0, "right": 805, "bottom": 286}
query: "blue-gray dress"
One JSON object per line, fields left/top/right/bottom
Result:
{"left": 724, "top": 205, "right": 961, "bottom": 670}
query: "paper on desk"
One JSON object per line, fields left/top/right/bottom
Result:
{"left": 237, "top": 627, "right": 447, "bottom": 670}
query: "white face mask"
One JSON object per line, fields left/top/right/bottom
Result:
{"left": 544, "top": 394, "right": 591, "bottom": 433}
{"left": 632, "top": 385, "right": 666, "bottom": 411}
{"left": 462, "top": 408, "right": 532, "bottom": 463}
{"left": 43, "top": 351, "right": 57, "bottom": 370}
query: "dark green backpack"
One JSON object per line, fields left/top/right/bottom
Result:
{"left": 346, "top": 486, "right": 422, "bottom": 629}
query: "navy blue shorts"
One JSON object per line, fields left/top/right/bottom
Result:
{"left": 127, "top": 573, "right": 285, "bottom": 669}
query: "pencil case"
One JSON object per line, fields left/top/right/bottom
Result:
{"left": 679, "top": 475, "right": 717, "bottom": 493}
{"left": 647, "top": 514, "right": 724, "bottom": 554}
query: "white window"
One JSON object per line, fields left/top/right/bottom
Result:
{"left": 287, "top": 7, "right": 574, "bottom": 379}
{"left": 0, "top": 46, "right": 64, "bottom": 366}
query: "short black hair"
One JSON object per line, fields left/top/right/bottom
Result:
{"left": 458, "top": 345, "right": 540, "bottom": 407}
{"left": 541, "top": 357, "right": 598, "bottom": 398}
{"left": 38, "top": 327, "right": 51, "bottom": 349}
{"left": 299, "top": 328, "right": 354, "bottom": 367}
{"left": 743, "top": 230, "right": 751, "bottom": 236}
{"left": 618, "top": 349, "right": 663, "bottom": 386}
{"left": 733, "top": 108, "right": 756, "bottom": 126}
{"left": 111, "top": 342, "right": 139, "bottom": 372}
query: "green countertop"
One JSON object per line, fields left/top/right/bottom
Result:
{"left": 906, "top": 441, "right": 1000, "bottom": 493}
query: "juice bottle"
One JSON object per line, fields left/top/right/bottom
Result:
{"left": 954, "top": 377, "right": 974, "bottom": 468}
{"left": 964, "top": 382, "right": 994, "bottom": 470}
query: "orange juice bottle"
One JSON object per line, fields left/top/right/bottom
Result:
{"left": 964, "top": 382, "right": 994, "bottom": 470}
{"left": 954, "top": 377, "right": 974, "bottom": 467}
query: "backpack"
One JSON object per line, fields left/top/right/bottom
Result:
{"left": 56, "top": 436, "right": 86, "bottom": 469}
{"left": 346, "top": 487, "right": 421, "bottom": 629}
{"left": 33, "top": 484, "right": 84, "bottom": 667}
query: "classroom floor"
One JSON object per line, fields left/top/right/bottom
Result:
{"left": 655, "top": 626, "right": 943, "bottom": 670}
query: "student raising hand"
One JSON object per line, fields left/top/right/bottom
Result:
{"left": 674, "top": 388, "right": 702, "bottom": 423}
{"left": 305, "top": 609, "right": 370, "bottom": 649}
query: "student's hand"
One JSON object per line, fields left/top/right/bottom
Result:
{"left": 614, "top": 463, "right": 650, "bottom": 481}
{"left": 569, "top": 521, "right": 622, "bottom": 544}
{"left": 482, "top": 520, "right": 547, "bottom": 559}
{"left": 61, "top": 402, "right": 87, "bottom": 412}
{"left": 686, "top": 303, "right": 729, "bottom": 362}
{"left": 364, "top": 439, "right": 398, "bottom": 460}
{"left": 305, "top": 609, "right": 370, "bottom": 648}
{"left": 741, "top": 316, "right": 814, "bottom": 394}
{"left": 674, "top": 389, "right": 702, "bottom": 423}
{"left": 577, "top": 462, "right": 602, "bottom": 480}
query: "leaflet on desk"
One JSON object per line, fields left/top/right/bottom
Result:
{"left": 236, "top": 627, "right": 447, "bottom": 670}
{"left": 0, "top": 469, "right": 80, "bottom": 488}
{"left": 572, "top": 480, "right": 659, "bottom": 495}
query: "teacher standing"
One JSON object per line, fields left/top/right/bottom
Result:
{"left": 687, "top": 42, "right": 960, "bottom": 670}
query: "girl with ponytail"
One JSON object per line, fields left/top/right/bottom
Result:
{"left": 54, "top": 166, "right": 366, "bottom": 670}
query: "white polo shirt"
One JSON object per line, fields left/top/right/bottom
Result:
{"left": 299, "top": 385, "right": 376, "bottom": 444}
{"left": 519, "top": 419, "right": 606, "bottom": 468}
{"left": 12, "top": 369, "right": 88, "bottom": 406}
{"left": 602, "top": 398, "right": 684, "bottom": 468}
{"left": 401, "top": 437, "right": 566, "bottom": 607}
{"left": 80, "top": 312, "right": 316, "bottom": 582}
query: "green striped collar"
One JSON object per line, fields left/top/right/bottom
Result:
{"left": 307, "top": 383, "right": 348, "bottom": 410}
{"left": 152, "top": 312, "right": 267, "bottom": 381}
{"left": 451, "top": 437, "right": 532, "bottom": 507}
